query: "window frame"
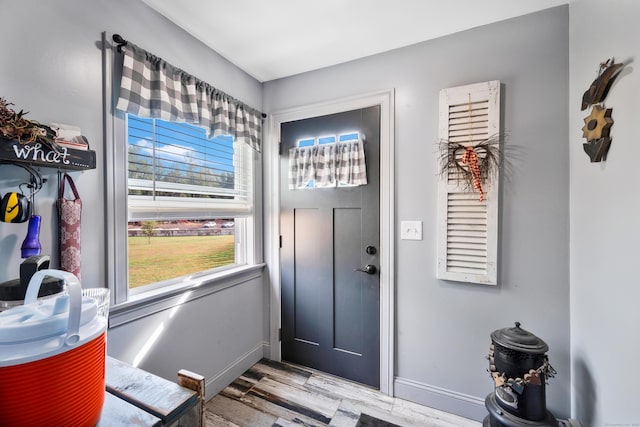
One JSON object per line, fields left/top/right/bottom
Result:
{"left": 103, "top": 33, "right": 263, "bottom": 325}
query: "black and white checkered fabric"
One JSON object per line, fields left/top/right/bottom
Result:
{"left": 116, "top": 42, "right": 262, "bottom": 152}
{"left": 288, "top": 139, "right": 367, "bottom": 189}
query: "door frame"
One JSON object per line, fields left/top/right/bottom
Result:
{"left": 264, "top": 89, "right": 395, "bottom": 395}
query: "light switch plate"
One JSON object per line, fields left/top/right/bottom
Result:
{"left": 401, "top": 220, "right": 422, "bottom": 240}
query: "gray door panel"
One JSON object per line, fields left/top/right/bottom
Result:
{"left": 280, "top": 106, "right": 380, "bottom": 387}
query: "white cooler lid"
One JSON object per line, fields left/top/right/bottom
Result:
{"left": 0, "top": 270, "right": 107, "bottom": 366}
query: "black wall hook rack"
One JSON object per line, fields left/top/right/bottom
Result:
{"left": 113, "top": 34, "right": 128, "bottom": 53}
{"left": 0, "top": 162, "right": 46, "bottom": 191}
{"left": 0, "top": 161, "right": 47, "bottom": 203}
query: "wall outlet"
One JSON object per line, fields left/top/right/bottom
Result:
{"left": 400, "top": 221, "right": 422, "bottom": 240}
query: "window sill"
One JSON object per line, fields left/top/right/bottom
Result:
{"left": 108, "top": 263, "right": 265, "bottom": 328}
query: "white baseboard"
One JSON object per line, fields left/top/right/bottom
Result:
{"left": 262, "top": 340, "right": 271, "bottom": 359}
{"left": 394, "top": 376, "right": 486, "bottom": 422}
{"left": 204, "top": 342, "right": 264, "bottom": 401}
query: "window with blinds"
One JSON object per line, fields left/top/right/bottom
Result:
{"left": 437, "top": 81, "right": 500, "bottom": 285}
{"left": 127, "top": 115, "right": 252, "bottom": 221}
{"left": 126, "top": 115, "right": 253, "bottom": 290}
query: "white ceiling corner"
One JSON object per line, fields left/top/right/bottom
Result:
{"left": 141, "top": 0, "right": 569, "bottom": 82}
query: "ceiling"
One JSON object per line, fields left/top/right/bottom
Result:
{"left": 142, "top": 0, "right": 569, "bottom": 83}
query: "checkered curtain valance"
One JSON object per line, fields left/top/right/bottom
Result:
{"left": 115, "top": 42, "right": 262, "bottom": 151}
{"left": 288, "top": 139, "right": 367, "bottom": 189}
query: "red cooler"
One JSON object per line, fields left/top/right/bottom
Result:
{"left": 0, "top": 269, "right": 107, "bottom": 426}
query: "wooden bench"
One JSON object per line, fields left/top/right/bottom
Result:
{"left": 100, "top": 356, "right": 204, "bottom": 426}
{"left": 98, "top": 392, "right": 162, "bottom": 426}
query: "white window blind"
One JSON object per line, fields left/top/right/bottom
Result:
{"left": 437, "top": 81, "right": 500, "bottom": 285}
{"left": 127, "top": 115, "right": 253, "bottom": 221}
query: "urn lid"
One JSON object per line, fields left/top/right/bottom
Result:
{"left": 490, "top": 321, "right": 549, "bottom": 354}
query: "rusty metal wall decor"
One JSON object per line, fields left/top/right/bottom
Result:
{"left": 581, "top": 58, "right": 624, "bottom": 162}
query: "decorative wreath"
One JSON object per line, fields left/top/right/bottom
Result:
{"left": 438, "top": 133, "right": 505, "bottom": 201}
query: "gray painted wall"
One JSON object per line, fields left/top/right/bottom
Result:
{"left": 0, "top": 0, "right": 264, "bottom": 395}
{"left": 569, "top": 0, "right": 640, "bottom": 425}
{"left": 264, "top": 6, "right": 570, "bottom": 420}
{"left": 107, "top": 276, "right": 265, "bottom": 400}
{"left": 11, "top": 1, "right": 635, "bottom": 423}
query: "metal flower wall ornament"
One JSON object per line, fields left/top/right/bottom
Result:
{"left": 580, "top": 58, "right": 624, "bottom": 162}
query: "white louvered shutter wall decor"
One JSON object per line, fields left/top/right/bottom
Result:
{"left": 436, "top": 80, "right": 500, "bottom": 285}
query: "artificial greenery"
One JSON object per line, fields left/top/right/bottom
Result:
{"left": 0, "top": 97, "right": 56, "bottom": 147}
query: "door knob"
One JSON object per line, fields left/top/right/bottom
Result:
{"left": 355, "top": 264, "right": 377, "bottom": 275}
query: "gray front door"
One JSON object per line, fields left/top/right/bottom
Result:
{"left": 280, "top": 106, "right": 380, "bottom": 387}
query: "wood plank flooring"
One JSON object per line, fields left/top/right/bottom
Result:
{"left": 204, "top": 359, "right": 481, "bottom": 427}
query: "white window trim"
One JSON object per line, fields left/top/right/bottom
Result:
{"left": 102, "top": 32, "right": 263, "bottom": 323}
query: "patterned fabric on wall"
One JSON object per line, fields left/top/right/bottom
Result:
{"left": 288, "top": 139, "right": 367, "bottom": 189}
{"left": 115, "top": 42, "right": 262, "bottom": 152}
{"left": 58, "top": 174, "right": 82, "bottom": 280}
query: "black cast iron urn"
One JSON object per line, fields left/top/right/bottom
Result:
{"left": 484, "top": 322, "right": 558, "bottom": 427}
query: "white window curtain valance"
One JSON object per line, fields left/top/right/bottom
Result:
{"left": 288, "top": 139, "right": 368, "bottom": 189}
{"left": 115, "top": 42, "right": 263, "bottom": 152}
